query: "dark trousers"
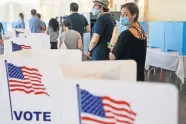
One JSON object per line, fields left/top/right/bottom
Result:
{"left": 50, "top": 42, "right": 57, "bottom": 49}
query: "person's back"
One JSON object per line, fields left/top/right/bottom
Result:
{"left": 66, "top": 3, "right": 89, "bottom": 38}
{"left": 67, "top": 13, "right": 88, "bottom": 38}
{"left": 29, "top": 9, "right": 43, "bottom": 33}
{"left": 60, "top": 30, "right": 81, "bottom": 49}
{"left": 29, "top": 17, "right": 42, "bottom": 33}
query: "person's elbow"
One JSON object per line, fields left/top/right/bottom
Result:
{"left": 91, "top": 34, "right": 100, "bottom": 44}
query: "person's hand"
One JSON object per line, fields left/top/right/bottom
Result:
{"left": 86, "top": 51, "right": 92, "bottom": 59}
{"left": 0, "top": 40, "right": 3, "bottom": 44}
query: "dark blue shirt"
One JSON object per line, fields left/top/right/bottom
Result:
{"left": 65, "top": 13, "right": 88, "bottom": 38}
{"left": 92, "top": 13, "right": 116, "bottom": 60}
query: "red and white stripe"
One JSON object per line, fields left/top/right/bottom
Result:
{"left": 21, "top": 45, "right": 31, "bottom": 49}
{"left": 9, "top": 66, "right": 48, "bottom": 96}
{"left": 82, "top": 96, "right": 136, "bottom": 124}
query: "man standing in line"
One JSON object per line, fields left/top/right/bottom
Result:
{"left": 65, "top": 2, "right": 90, "bottom": 40}
{"left": 29, "top": 9, "right": 44, "bottom": 33}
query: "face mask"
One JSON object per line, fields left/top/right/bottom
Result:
{"left": 117, "top": 21, "right": 127, "bottom": 34}
{"left": 120, "top": 17, "right": 130, "bottom": 26}
{"left": 92, "top": 8, "right": 100, "bottom": 16}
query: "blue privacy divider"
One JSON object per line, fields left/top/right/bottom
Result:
{"left": 149, "top": 22, "right": 165, "bottom": 52}
{"left": 164, "top": 22, "right": 186, "bottom": 55}
{"left": 11, "top": 21, "right": 17, "bottom": 29}
{"left": 140, "top": 22, "right": 147, "bottom": 33}
{"left": 1, "top": 22, "right": 8, "bottom": 33}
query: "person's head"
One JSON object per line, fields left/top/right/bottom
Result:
{"left": 37, "top": 13, "right": 41, "bottom": 19}
{"left": 92, "top": 0, "right": 109, "bottom": 15}
{"left": 19, "top": 13, "right": 24, "bottom": 20}
{"left": 49, "top": 18, "right": 59, "bottom": 32}
{"left": 120, "top": 2, "right": 139, "bottom": 24}
{"left": 70, "top": 2, "right": 79, "bottom": 12}
{"left": 31, "top": 9, "right": 37, "bottom": 16}
{"left": 62, "top": 20, "right": 72, "bottom": 31}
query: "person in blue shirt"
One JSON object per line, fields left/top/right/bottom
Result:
{"left": 36, "top": 13, "right": 46, "bottom": 33}
{"left": 29, "top": 9, "right": 44, "bottom": 33}
{"left": 86, "top": 0, "right": 116, "bottom": 60}
{"left": 15, "top": 13, "right": 25, "bottom": 29}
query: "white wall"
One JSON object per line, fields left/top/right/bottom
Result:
{"left": 148, "top": 0, "right": 186, "bottom": 21}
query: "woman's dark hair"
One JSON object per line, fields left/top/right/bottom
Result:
{"left": 49, "top": 18, "right": 59, "bottom": 32}
{"left": 121, "top": 2, "right": 139, "bottom": 22}
{"left": 62, "top": 20, "right": 72, "bottom": 30}
{"left": 19, "top": 13, "right": 24, "bottom": 20}
{"left": 37, "top": 13, "right": 41, "bottom": 19}
{"left": 97, "top": 5, "right": 109, "bottom": 12}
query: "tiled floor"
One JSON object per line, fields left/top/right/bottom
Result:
{"left": 145, "top": 68, "right": 186, "bottom": 124}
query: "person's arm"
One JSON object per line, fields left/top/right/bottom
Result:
{"left": 88, "top": 18, "right": 105, "bottom": 53}
{"left": 58, "top": 33, "right": 64, "bottom": 49}
{"left": 39, "top": 20, "right": 45, "bottom": 30}
{"left": 83, "top": 16, "right": 90, "bottom": 32}
{"left": 109, "top": 31, "right": 129, "bottom": 60}
{"left": 77, "top": 32, "right": 83, "bottom": 50}
{"left": 0, "top": 23, "right": 4, "bottom": 34}
{"left": 45, "top": 27, "right": 49, "bottom": 35}
{"left": 110, "top": 24, "right": 119, "bottom": 47}
{"left": 21, "top": 21, "right": 25, "bottom": 29}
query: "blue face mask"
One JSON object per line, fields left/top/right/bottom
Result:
{"left": 117, "top": 21, "right": 127, "bottom": 34}
{"left": 92, "top": 8, "right": 100, "bottom": 16}
{"left": 120, "top": 17, "right": 130, "bottom": 26}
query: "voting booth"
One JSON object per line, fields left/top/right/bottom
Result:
{"left": 60, "top": 79, "right": 178, "bottom": 124}
{"left": 0, "top": 57, "right": 63, "bottom": 124}
{"left": 149, "top": 22, "right": 165, "bottom": 52}
{"left": 61, "top": 60, "right": 137, "bottom": 81}
{"left": 164, "top": 22, "right": 186, "bottom": 55}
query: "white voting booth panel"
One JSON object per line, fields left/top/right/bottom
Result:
{"left": 61, "top": 60, "right": 136, "bottom": 81}
{"left": 25, "top": 33, "right": 50, "bottom": 49}
{"left": 28, "top": 49, "right": 82, "bottom": 64}
{"left": 0, "top": 49, "right": 82, "bottom": 65}
{"left": 60, "top": 79, "right": 178, "bottom": 124}
{"left": 0, "top": 58, "right": 63, "bottom": 124}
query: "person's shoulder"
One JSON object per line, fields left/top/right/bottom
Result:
{"left": 120, "top": 30, "right": 132, "bottom": 38}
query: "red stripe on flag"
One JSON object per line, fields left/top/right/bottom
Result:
{"left": 105, "top": 110, "right": 135, "bottom": 121}
{"left": 103, "top": 103, "right": 137, "bottom": 116}
{"left": 81, "top": 116, "right": 115, "bottom": 124}
{"left": 102, "top": 96, "right": 131, "bottom": 107}
{"left": 10, "top": 88, "right": 34, "bottom": 94}
{"left": 9, "top": 80, "right": 44, "bottom": 87}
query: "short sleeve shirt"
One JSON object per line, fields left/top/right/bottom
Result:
{"left": 15, "top": 19, "right": 25, "bottom": 29}
{"left": 59, "top": 30, "right": 81, "bottom": 49}
{"left": 29, "top": 16, "right": 43, "bottom": 33}
{"left": 65, "top": 13, "right": 89, "bottom": 38}
{"left": 91, "top": 13, "right": 116, "bottom": 60}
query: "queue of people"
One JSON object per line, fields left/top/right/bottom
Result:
{"left": 3, "top": 0, "right": 147, "bottom": 81}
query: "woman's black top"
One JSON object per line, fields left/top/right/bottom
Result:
{"left": 112, "top": 26, "right": 147, "bottom": 81}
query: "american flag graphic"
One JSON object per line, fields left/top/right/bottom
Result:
{"left": 79, "top": 89, "right": 136, "bottom": 124}
{"left": 11, "top": 42, "right": 31, "bottom": 52}
{"left": 7, "top": 63, "right": 49, "bottom": 96}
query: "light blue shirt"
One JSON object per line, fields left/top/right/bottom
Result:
{"left": 29, "top": 16, "right": 43, "bottom": 33}
{"left": 15, "top": 19, "right": 25, "bottom": 29}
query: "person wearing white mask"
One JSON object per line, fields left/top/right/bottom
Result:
{"left": 86, "top": 0, "right": 116, "bottom": 60}
{"left": 109, "top": 3, "right": 147, "bottom": 81}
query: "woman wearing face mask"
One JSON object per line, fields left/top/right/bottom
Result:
{"left": 86, "top": 0, "right": 116, "bottom": 60}
{"left": 109, "top": 3, "right": 147, "bottom": 81}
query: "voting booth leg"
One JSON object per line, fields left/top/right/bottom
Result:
{"left": 4, "top": 60, "right": 14, "bottom": 120}
{"left": 77, "top": 84, "right": 82, "bottom": 124}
